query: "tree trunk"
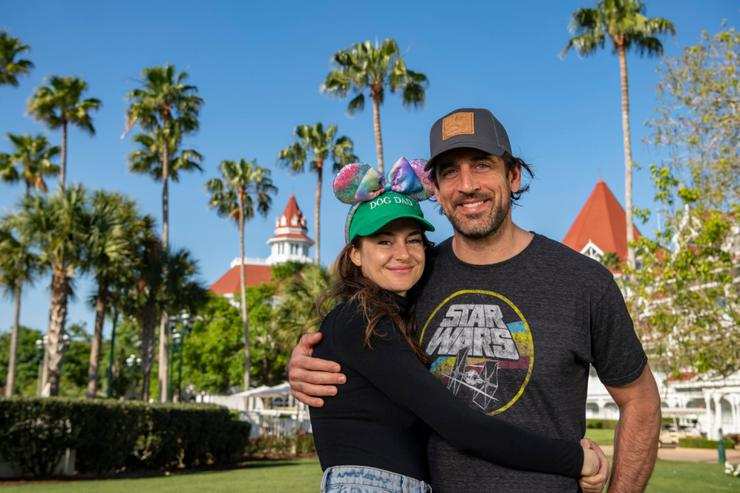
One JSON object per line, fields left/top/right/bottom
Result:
{"left": 4, "top": 284, "right": 22, "bottom": 397}
{"left": 42, "top": 267, "right": 69, "bottom": 397}
{"left": 105, "top": 308, "right": 118, "bottom": 398}
{"left": 86, "top": 284, "right": 107, "bottom": 398}
{"left": 59, "top": 121, "right": 67, "bottom": 192}
{"left": 314, "top": 163, "right": 322, "bottom": 264}
{"left": 139, "top": 303, "right": 157, "bottom": 402}
{"left": 238, "top": 194, "right": 251, "bottom": 390}
{"left": 158, "top": 142, "right": 170, "bottom": 402}
{"left": 371, "top": 90, "right": 385, "bottom": 173}
{"left": 618, "top": 44, "right": 636, "bottom": 268}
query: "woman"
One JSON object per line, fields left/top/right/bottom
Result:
{"left": 310, "top": 158, "right": 605, "bottom": 492}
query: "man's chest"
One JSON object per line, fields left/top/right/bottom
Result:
{"left": 414, "top": 274, "right": 590, "bottom": 417}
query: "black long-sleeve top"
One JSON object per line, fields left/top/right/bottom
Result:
{"left": 309, "top": 295, "right": 584, "bottom": 482}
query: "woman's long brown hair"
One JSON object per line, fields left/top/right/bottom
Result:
{"left": 322, "top": 237, "right": 432, "bottom": 363}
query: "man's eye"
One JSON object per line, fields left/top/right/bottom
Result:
{"left": 408, "top": 237, "right": 423, "bottom": 244}
{"left": 377, "top": 240, "right": 392, "bottom": 246}
{"left": 475, "top": 161, "right": 492, "bottom": 170}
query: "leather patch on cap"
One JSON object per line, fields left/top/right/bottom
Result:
{"left": 442, "top": 111, "right": 475, "bottom": 140}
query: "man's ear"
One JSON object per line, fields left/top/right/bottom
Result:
{"left": 508, "top": 160, "right": 522, "bottom": 193}
{"left": 349, "top": 246, "right": 362, "bottom": 267}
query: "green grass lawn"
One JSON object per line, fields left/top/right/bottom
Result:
{"left": 1, "top": 458, "right": 736, "bottom": 492}
{"left": 586, "top": 427, "right": 616, "bottom": 445}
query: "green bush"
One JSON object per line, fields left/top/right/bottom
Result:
{"left": 0, "top": 397, "right": 250, "bottom": 477}
{"left": 246, "top": 432, "right": 316, "bottom": 459}
{"left": 586, "top": 419, "right": 619, "bottom": 430}
{"left": 678, "top": 437, "right": 735, "bottom": 449}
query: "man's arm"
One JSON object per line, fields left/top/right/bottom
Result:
{"left": 287, "top": 332, "right": 346, "bottom": 407}
{"left": 605, "top": 364, "right": 661, "bottom": 493}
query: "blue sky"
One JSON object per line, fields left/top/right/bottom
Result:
{"left": 1, "top": 0, "right": 736, "bottom": 334}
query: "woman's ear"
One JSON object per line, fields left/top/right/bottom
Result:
{"left": 349, "top": 245, "right": 362, "bottom": 267}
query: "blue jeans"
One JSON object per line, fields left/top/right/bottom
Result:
{"left": 321, "top": 465, "right": 432, "bottom": 492}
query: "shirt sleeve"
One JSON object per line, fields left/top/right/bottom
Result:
{"left": 331, "top": 307, "right": 584, "bottom": 479}
{"left": 590, "top": 275, "right": 648, "bottom": 387}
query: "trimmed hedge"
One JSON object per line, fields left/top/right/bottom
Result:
{"left": 0, "top": 397, "right": 250, "bottom": 477}
{"left": 246, "top": 432, "right": 316, "bottom": 460}
{"left": 678, "top": 437, "right": 735, "bottom": 449}
{"left": 586, "top": 418, "right": 675, "bottom": 429}
{"left": 586, "top": 419, "right": 619, "bottom": 430}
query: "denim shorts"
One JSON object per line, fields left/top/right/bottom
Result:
{"left": 321, "top": 465, "right": 432, "bottom": 492}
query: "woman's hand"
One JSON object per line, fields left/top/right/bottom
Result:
{"left": 579, "top": 438, "right": 610, "bottom": 493}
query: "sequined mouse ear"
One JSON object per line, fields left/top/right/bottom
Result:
{"left": 332, "top": 163, "right": 384, "bottom": 204}
{"left": 386, "top": 157, "right": 435, "bottom": 201}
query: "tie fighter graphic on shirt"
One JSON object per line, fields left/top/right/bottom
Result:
{"left": 444, "top": 347, "right": 500, "bottom": 411}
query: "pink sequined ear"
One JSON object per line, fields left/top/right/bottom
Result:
{"left": 407, "top": 159, "right": 435, "bottom": 200}
{"left": 333, "top": 163, "right": 384, "bottom": 204}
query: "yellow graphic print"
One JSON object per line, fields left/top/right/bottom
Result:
{"left": 419, "top": 290, "right": 534, "bottom": 415}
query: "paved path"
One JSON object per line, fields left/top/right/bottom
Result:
{"left": 601, "top": 445, "right": 740, "bottom": 463}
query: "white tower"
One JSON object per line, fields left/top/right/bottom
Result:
{"left": 265, "top": 195, "right": 314, "bottom": 265}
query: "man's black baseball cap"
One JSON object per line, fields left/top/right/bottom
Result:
{"left": 426, "top": 107, "right": 512, "bottom": 170}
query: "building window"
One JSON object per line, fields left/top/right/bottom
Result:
{"left": 584, "top": 245, "right": 601, "bottom": 260}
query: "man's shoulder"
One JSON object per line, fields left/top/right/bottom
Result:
{"left": 533, "top": 234, "right": 614, "bottom": 282}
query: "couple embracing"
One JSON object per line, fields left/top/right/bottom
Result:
{"left": 289, "top": 108, "right": 661, "bottom": 492}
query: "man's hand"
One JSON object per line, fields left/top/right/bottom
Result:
{"left": 579, "top": 438, "right": 610, "bottom": 493}
{"left": 288, "top": 332, "right": 346, "bottom": 407}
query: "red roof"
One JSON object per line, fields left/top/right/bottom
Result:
{"left": 562, "top": 180, "right": 640, "bottom": 261}
{"left": 283, "top": 195, "right": 301, "bottom": 223}
{"left": 274, "top": 194, "right": 312, "bottom": 242}
{"left": 210, "top": 263, "right": 272, "bottom": 295}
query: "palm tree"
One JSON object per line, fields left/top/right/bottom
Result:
{"left": 322, "top": 39, "right": 427, "bottom": 172}
{"left": 206, "top": 159, "right": 276, "bottom": 390}
{"left": 9, "top": 186, "right": 89, "bottom": 396}
{"left": 0, "top": 218, "right": 41, "bottom": 397}
{"left": 562, "top": 0, "right": 675, "bottom": 267}
{"left": 83, "top": 192, "right": 142, "bottom": 398}
{"left": 125, "top": 65, "right": 202, "bottom": 401}
{"left": 0, "top": 31, "right": 33, "bottom": 87}
{"left": 278, "top": 123, "right": 357, "bottom": 263}
{"left": 27, "top": 76, "right": 101, "bottom": 192}
{"left": 116, "top": 216, "right": 161, "bottom": 401}
{"left": 275, "top": 263, "right": 333, "bottom": 335}
{"left": 0, "top": 133, "right": 60, "bottom": 195}
{"left": 129, "top": 125, "right": 203, "bottom": 185}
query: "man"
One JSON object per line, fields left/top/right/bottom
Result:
{"left": 289, "top": 108, "right": 661, "bottom": 492}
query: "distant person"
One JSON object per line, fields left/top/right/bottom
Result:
{"left": 292, "top": 108, "right": 661, "bottom": 492}
{"left": 311, "top": 158, "right": 606, "bottom": 492}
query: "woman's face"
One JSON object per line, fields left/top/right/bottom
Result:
{"left": 350, "top": 218, "right": 426, "bottom": 296}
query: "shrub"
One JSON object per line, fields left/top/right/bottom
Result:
{"left": 0, "top": 397, "right": 250, "bottom": 477}
{"left": 246, "top": 432, "right": 316, "bottom": 460}
{"left": 678, "top": 437, "right": 735, "bottom": 449}
{"left": 586, "top": 419, "right": 619, "bottom": 430}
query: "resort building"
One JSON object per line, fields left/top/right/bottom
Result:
{"left": 210, "top": 195, "right": 314, "bottom": 300}
{"left": 565, "top": 181, "right": 739, "bottom": 439}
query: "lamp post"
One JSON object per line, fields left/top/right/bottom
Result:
{"left": 169, "top": 310, "right": 192, "bottom": 402}
{"left": 34, "top": 335, "right": 47, "bottom": 396}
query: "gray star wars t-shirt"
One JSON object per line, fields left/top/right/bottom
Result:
{"left": 413, "top": 234, "right": 647, "bottom": 492}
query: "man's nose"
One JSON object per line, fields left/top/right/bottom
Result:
{"left": 458, "top": 166, "right": 480, "bottom": 193}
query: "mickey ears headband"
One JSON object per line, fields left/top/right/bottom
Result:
{"left": 332, "top": 157, "right": 435, "bottom": 205}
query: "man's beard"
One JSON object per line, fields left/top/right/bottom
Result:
{"left": 446, "top": 195, "right": 510, "bottom": 240}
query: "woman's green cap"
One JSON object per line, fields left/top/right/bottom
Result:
{"left": 346, "top": 191, "right": 435, "bottom": 243}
